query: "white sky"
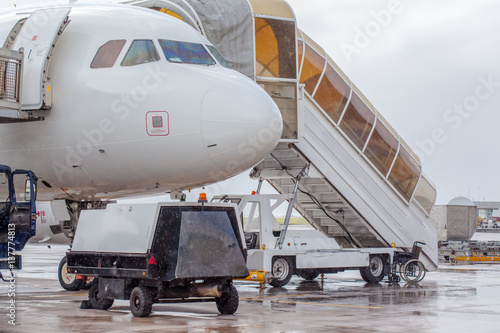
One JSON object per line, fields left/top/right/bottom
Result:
{"left": 286, "top": 0, "right": 500, "bottom": 204}
{"left": 2, "top": 0, "right": 499, "bottom": 205}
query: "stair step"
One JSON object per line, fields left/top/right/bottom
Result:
{"left": 253, "top": 144, "right": 379, "bottom": 248}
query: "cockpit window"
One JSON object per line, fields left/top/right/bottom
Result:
{"left": 159, "top": 40, "right": 216, "bottom": 66}
{"left": 121, "top": 40, "right": 160, "bottom": 67}
{"left": 206, "top": 45, "right": 231, "bottom": 69}
{"left": 91, "top": 40, "right": 126, "bottom": 69}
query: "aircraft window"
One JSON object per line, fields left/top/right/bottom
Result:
{"left": 313, "top": 63, "right": 350, "bottom": 123}
{"left": 339, "top": 93, "right": 375, "bottom": 150}
{"left": 299, "top": 43, "right": 325, "bottom": 95}
{"left": 388, "top": 146, "right": 421, "bottom": 202}
{"left": 90, "top": 40, "right": 126, "bottom": 69}
{"left": 206, "top": 45, "right": 231, "bottom": 68}
{"left": 255, "top": 17, "right": 296, "bottom": 79}
{"left": 121, "top": 40, "right": 160, "bottom": 67}
{"left": 159, "top": 40, "right": 215, "bottom": 65}
{"left": 413, "top": 176, "right": 436, "bottom": 214}
{"left": 364, "top": 121, "right": 399, "bottom": 177}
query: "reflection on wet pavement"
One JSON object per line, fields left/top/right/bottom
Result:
{"left": 1, "top": 244, "right": 500, "bottom": 332}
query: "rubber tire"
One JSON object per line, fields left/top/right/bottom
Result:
{"left": 360, "top": 255, "right": 386, "bottom": 283}
{"left": 88, "top": 283, "right": 114, "bottom": 310}
{"left": 58, "top": 256, "right": 85, "bottom": 291}
{"left": 297, "top": 270, "right": 320, "bottom": 281}
{"left": 215, "top": 284, "right": 239, "bottom": 315}
{"left": 83, "top": 277, "right": 96, "bottom": 290}
{"left": 269, "top": 257, "right": 294, "bottom": 287}
{"left": 130, "top": 286, "right": 153, "bottom": 317}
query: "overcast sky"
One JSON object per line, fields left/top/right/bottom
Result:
{"left": 286, "top": 0, "right": 500, "bottom": 204}
{"left": 2, "top": 0, "right": 499, "bottom": 205}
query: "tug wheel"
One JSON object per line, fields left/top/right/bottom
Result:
{"left": 88, "top": 282, "right": 114, "bottom": 310}
{"left": 215, "top": 284, "right": 239, "bottom": 315}
{"left": 130, "top": 286, "right": 153, "bottom": 317}
{"left": 58, "top": 256, "right": 85, "bottom": 291}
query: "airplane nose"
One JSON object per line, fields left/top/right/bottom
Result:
{"left": 201, "top": 79, "right": 282, "bottom": 179}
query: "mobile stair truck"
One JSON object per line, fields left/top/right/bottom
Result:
{"left": 66, "top": 200, "right": 249, "bottom": 317}
{"left": 217, "top": 193, "right": 430, "bottom": 287}
{"left": 0, "top": 165, "right": 37, "bottom": 278}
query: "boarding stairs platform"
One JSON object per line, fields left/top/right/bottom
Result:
{"left": 252, "top": 90, "right": 439, "bottom": 271}
{"left": 254, "top": 142, "right": 382, "bottom": 249}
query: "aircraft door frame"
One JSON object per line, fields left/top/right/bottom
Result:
{"left": 11, "top": 8, "right": 71, "bottom": 110}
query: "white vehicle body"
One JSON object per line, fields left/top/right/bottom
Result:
{"left": 217, "top": 194, "right": 403, "bottom": 285}
{"left": 482, "top": 220, "right": 499, "bottom": 229}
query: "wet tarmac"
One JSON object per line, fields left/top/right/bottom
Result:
{"left": 1, "top": 244, "right": 500, "bottom": 332}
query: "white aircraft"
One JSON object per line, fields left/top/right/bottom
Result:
{"left": 29, "top": 202, "right": 69, "bottom": 245}
{"left": 0, "top": 3, "right": 282, "bottom": 202}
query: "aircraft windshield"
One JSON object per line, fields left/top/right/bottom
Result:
{"left": 206, "top": 45, "right": 231, "bottom": 68}
{"left": 159, "top": 40, "right": 215, "bottom": 66}
{"left": 121, "top": 40, "right": 160, "bottom": 67}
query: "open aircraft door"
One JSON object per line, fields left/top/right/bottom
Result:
{"left": 0, "top": 8, "right": 70, "bottom": 122}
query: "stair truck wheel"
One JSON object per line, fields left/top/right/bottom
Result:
{"left": 88, "top": 282, "right": 114, "bottom": 310}
{"left": 360, "top": 255, "right": 386, "bottom": 283}
{"left": 58, "top": 256, "right": 85, "bottom": 291}
{"left": 215, "top": 284, "right": 239, "bottom": 315}
{"left": 297, "top": 270, "right": 320, "bottom": 281}
{"left": 130, "top": 286, "right": 153, "bottom": 317}
{"left": 270, "top": 257, "right": 294, "bottom": 287}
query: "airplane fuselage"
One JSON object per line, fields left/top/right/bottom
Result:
{"left": 0, "top": 4, "right": 282, "bottom": 201}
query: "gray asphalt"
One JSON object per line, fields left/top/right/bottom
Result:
{"left": 1, "top": 244, "right": 499, "bottom": 332}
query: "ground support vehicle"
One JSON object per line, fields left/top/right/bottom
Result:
{"left": 0, "top": 165, "right": 37, "bottom": 276}
{"left": 439, "top": 240, "right": 500, "bottom": 263}
{"left": 66, "top": 202, "right": 249, "bottom": 317}
{"left": 216, "top": 194, "right": 427, "bottom": 287}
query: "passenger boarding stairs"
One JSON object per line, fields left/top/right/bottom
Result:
{"left": 252, "top": 92, "right": 439, "bottom": 271}
{"left": 254, "top": 142, "right": 383, "bottom": 249}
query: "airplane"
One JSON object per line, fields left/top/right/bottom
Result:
{"left": 0, "top": 1, "right": 282, "bottom": 289}
{"left": 29, "top": 202, "right": 69, "bottom": 245}
{"left": 0, "top": 2, "right": 283, "bottom": 226}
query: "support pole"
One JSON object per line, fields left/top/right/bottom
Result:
{"left": 256, "top": 178, "right": 264, "bottom": 194}
{"left": 276, "top": 167, "right": 307, "bottom": 249}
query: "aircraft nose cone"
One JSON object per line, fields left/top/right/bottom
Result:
{"left": 201, "top": 79, "right": 282, "bottom": 181}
